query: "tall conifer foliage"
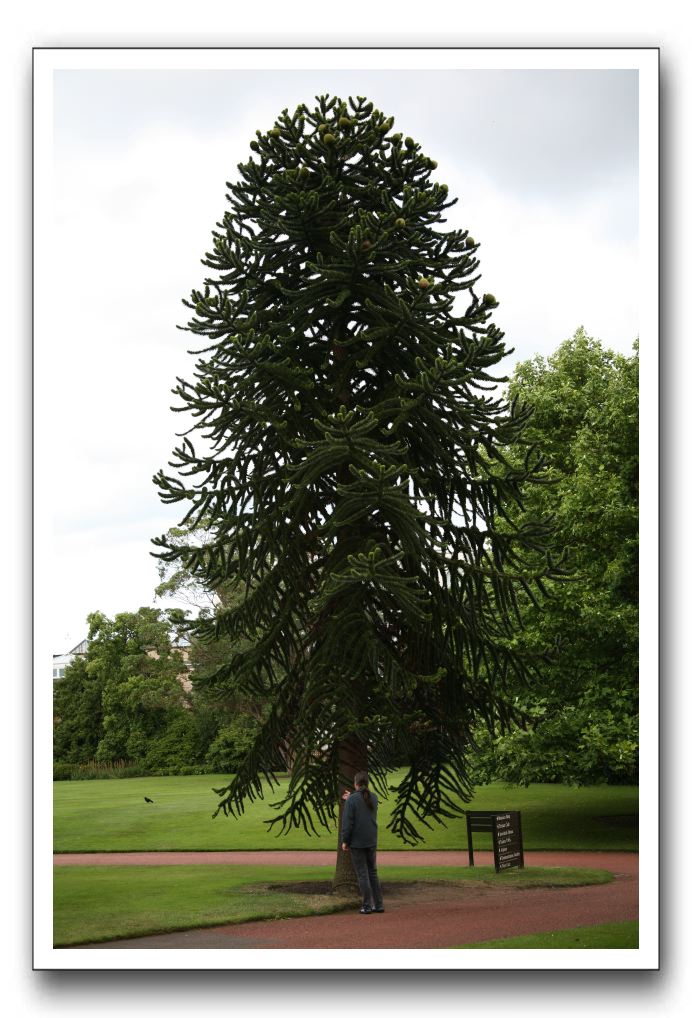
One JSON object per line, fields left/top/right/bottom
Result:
{"left": 153, "top": 95, "right": 563, "bottom": 849}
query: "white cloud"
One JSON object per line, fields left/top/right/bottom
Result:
{"left": 440, "top": 167, "right": 639, "bottom": 366}
{"left": 49, "top": 124, "right": 257, "bottom": 644}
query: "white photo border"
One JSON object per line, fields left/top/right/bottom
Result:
{"left": 34, "top": 45, "right": 658, "bottom": 972}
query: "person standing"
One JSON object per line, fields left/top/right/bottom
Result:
{"left": 340, "top": 771, "right": 385, "bottom": 914}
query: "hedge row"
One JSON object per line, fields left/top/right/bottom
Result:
{"left": 53, "top": 762, "right": 222, "bottom": 781}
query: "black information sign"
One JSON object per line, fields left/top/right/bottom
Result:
{"left": 492, "top": 811, "right": 524, "bottom": 873}
{"left": 466, "top": 810, "right": 525, "bottom": 873}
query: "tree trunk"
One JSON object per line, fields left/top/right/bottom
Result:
{"left": 330, "top": 308, "right": 364, "bottom": 898}
{"left": 332, "top": 734, "right": 368, "bottom": 897}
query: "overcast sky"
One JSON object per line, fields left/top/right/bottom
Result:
{"left": 47, "top": 66, "right": 639, "bottom": 651}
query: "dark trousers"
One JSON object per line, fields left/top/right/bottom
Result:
{"left": 349, "top": 846, "right": 384, "bottom": 909}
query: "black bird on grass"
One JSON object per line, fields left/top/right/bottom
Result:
{"left": 144, "top": 796, "right": 154, "bottom": 803}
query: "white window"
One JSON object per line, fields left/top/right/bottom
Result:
{"left": 53, "top": 668, "right": 58, "bottom": 678}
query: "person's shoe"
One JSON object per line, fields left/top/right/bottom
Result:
{"left": 373, "top": 907, "right": 385, "bottom": 913}
{"left": 359, "top": 906, "right": 373, "bottom": 914}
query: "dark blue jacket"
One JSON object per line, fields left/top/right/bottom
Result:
{"left": 340, "top": 789, "right": 378, "bottom": 848}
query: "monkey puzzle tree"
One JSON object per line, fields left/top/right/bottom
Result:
{"left": 153, "top": 94, "right": 563, "bottom": 892}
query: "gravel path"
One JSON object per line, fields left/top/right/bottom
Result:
{"left": 58, "top": 850, "right": 638, "bottom": 950}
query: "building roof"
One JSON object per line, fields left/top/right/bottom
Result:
{"left": 53, "top": 639, "right": 88, "bottom": 661}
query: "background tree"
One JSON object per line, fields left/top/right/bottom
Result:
{"left": 471, "top": 329, "right": 638, "bottom": 785}
{"left": 156, "top": 522, "right": 278, "bottom": 768}
{"left": 154, "top": 523, "right": 220, "bottom": 614}
{"left": 53, "top": 654, "right": 106, "bottom": 763}
{"left": 153, "top": 94, "right": 564, "bottom": 890}
{"left": 54, "top": 607, "right": 198, "bottom": 771}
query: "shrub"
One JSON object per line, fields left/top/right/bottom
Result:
{"left": 204, "top": 715, "right": 262, "bottom": 772}
{"left": 52, "top": 759, "right": 223, "bottom": 780}
{"left": 142, "top": 712, "right": 201, "bottom": 772}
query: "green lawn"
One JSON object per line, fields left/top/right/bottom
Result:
{"left": 53, "top": 774, "right": 638, "bottom": 852}
{"left": 53, "top": 863, "right": 612, "bottom": 947}
{"left": 457, "top": 921, "right": 639, "bottom": 949}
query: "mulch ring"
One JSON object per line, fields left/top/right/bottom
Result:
{"left": 266, "top": 879, "right": 483, "bottom": 902}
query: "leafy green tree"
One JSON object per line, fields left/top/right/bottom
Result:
{"left": 156, "top": 523, "right": 277, "bottom": 762}
{"left": 472, "top": 329, "right": 638, "bottom": 785}
{"left": 154, "top": 524, "right": 220, "bottom": 614}
{"left": 53, "top": 655, "right": 106, "bottom": 763}
{"left": 92, "top": 609, "right": 192, "bottom": 766}
{"left": 54, "top": 607, "right": 196, "bottom": 770}
{"left": 96, "top": 671, "right": 188, "bottom": 765}
{"left": 153, "top": 94, "right": 563, "bottom": 889}
{"left": 204, "top": 714, "right": 265, "bottom": 772}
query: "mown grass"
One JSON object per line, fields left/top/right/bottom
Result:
{"left": 53, "top": 863, "right": 613, "bottom": 947}
{"left": 457, "top": 920, "right": 639, "bottom": 949}
{"left": 53, "top": 773, "right": 638, "bottom": 852}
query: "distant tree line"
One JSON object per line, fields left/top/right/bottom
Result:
{"left": 53, "top": 606, "right": 266, "bottom": 776}
{"left": 54, "top": 330, "right": 637, "bottom": 786}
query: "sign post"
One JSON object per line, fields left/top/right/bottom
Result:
{"left": 466, "top": 810, "right": 525, "bottom": 873}
{"left": 491, "top": 811, "right": 524, "bottom": 873}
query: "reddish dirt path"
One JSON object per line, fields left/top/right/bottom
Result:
{"left": 59, "top": 851, "right": 638, "bottom": 950}
{"left": 53, "top": 849, "right": 637, "bottom": 871}
{"left": 80, "top": 881, "right": 637, "bottom": 950}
